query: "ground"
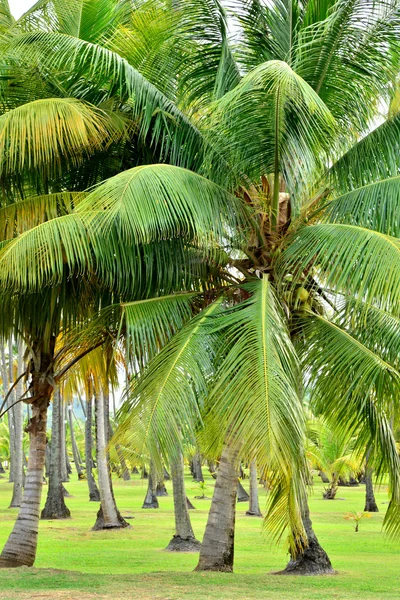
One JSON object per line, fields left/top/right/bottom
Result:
{"left": 0, "top": 472, "right": 398, "bottom": 600}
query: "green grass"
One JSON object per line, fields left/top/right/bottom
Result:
{"left": 0, "top": 472, "right": 398, "bottom": 599}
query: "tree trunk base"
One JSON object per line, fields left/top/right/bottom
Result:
{"left": 275, "top": 541, "right": 335, "bottom": 576}
{"left": 41, "top": 504, "right": 71, "bottom": 519}
{"left": 364, "top": 501, "right": 379, "bottom": 512}
{"left": 156, "top": 483, "right": 168, "bottom": 497}
{"left": 62, "top": 485, "right": 72, "bottom": 498}
{"left": 245, "top": 510, "right": 263, "bottom": 517}
{"left": 92, "top": 506, "right": 131, "bottom": 530}
{"left": 0, "top": 557, "right": 30, "bottom": 569}
{"left": 186, "top": 496, "right": 196, "bottom": 510}
{"left": 89, "top": 490, "right": 101, "bottom": 502}
{"left": 165, "top": 535, "right": 201, "bottom": 552}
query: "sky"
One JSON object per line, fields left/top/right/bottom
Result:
{"left": 9, "top": 0, "right": 35, "bottom": 19}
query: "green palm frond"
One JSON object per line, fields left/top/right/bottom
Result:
{"left": 0, "top": 192, "right": 84, "bottom": 240}
{"left": 298, "top": 312, "right": 400, "bottom": 535}
{"left": 0, "top": 164, "right": 247, "bottom": 292}
{"left": 330, "top": 113, "right": 400, "bottom": 192}
{"left": 115, "top": 300, "right": 223, "bottom": 463}
{"left": 204, "top": 277, "right": 306, "bottom": 546}
{"left": 5, "top": 31, "right": 210, "bottom": 172}
{"left": 281, "top": 223, "right": 400, "bottom": 314}
{"left": 209, "top": 59, "right": 335, "bottom": 215}
{"left": 295, "top": 0, "right": 400, "bottom": 130}
{"left": 122, "top": 292, "right": 200, "bottom": 368}
{"left": 323, "top": 175, "right": 400, "bottom": 236}
{"left": 0, "top": 98, "right": 121, "bottom": 177}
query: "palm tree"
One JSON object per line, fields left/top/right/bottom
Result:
{"left": 0, "top": 0, "right": 400, "bottom": 574}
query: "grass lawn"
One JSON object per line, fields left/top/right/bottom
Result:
{"left": 0, "top": 471, "right": 398, "bottom": 599}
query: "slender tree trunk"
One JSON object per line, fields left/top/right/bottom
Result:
{"left": 195, "top": 441, "right": 240, "bottom": 572}
{"left": 237, "top": 479, "right": 249, "bottom": 502}
{"left": 166, "top": 451, "right": 200, "bottom": 552}
{"left": 323, "top": 474, "right": 338, "bottom": 500}
{"left": 41, "top": 389, "right": 70, "bottom": 519}
{"left": 142, "top": 460, "right": 159, "bottom": 508}
{"left": 0, "top": 461, "right": 5, "bottom": 474}
{"left": 318, "top": 471, "right": 330, "bottom": 484}
{"left": 364, "top": 449, "right": 379, "bottom": 512}
{"left": 9, "top": 345, "right": 24, "bottom": 508}
{"left": 67, "top": 402, "right": 84, "bottom": 479}
{"left": 156, "top": 476, "right": 168, "bottom": 497}
{"left": 109, "top": 423, "right": 130, "bottom": 481}
{"left": 1, "top": 343, "right": 13, "bottom": 483}
{"left": 191, "top": 453, "right": 204, "bottom": 482}
{"left": 246, "top": 460, "right": 262, "bottom": 516}
{"left": 85, "top": 394, "right": 100, "bottom": 502}
{"left": 0, "top": 351, "right": 53, "bottom": 568}
{"left": 163, "top": 467, "right": 171, "bottom": 480}
{"left": 60, "top": 404, "right": 69, "bottom": 483}
{"left": 277, "top": 497, "right": 334, "bottom": 575}
{"left": 92, "top": 388, "right": 129, "bottom": 530}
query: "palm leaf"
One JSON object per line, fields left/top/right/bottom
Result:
{"left": 204, "top": 277, "right": 306, "bottom": 547}
{"left": 115, "top": 300, "right": 223, "bottom": 463}
{"left": 298, "top": 312, "right": 400, "bottom": 536}
{"left": 0, "top": 98, "right": 121, "bottom": 176}
{"left": 280, "top": 223, "right": 400, "bottom": 315}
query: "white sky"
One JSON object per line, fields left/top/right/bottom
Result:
{"left": 9, "top": 0, "right": 35, "bottom": 19}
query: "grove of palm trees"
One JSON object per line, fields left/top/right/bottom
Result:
{"left": 0, "top": 0, "right": 399, "bottom": 597}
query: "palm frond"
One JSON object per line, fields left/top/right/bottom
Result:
{"left": 209, "top": 59, "right": 335, "bottom": 215}
{"left": 323, "top": 175, "right": 400, "bottom": 237}
{"left": 0, "top": 192, "right": 84, "bottom": 240}
{"left": 0, "top": 98, "right": 121, "bottom": 177}
{"left": 280, "top": 223, "right": 400, "bottom": 314}
{"left": 298, "top": 312, "right": 400, "bottom": 536}
{"left": 204, "top": 277, "right": 306, "bottom": 546}
{"left": 115, "top": 300, "right": 223, "bottom": 464}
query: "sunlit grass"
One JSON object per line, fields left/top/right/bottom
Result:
{"left": 0, "top": 471, "right": 398, "bottom": 599}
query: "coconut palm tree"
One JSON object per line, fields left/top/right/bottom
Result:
{"left": 0, "top": 0, "right": 400, "bottom": 575}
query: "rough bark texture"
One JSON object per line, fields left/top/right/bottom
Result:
{"left": 67, "top": 404, "right": 84, "bottom": 479}
{"left": 41, "top": 388, "right": 71, "bottom": 519}
{"left": 142, "top": 461, "right": 159, "bottom": 508}
{"left": 191, "top": 454, "right": 204, "bottom": 482}
{"left": 9, "top": 344, "right": 24, "bottom": 508}
{"left": 165, "top": 452, "right": 200, "bottom": 552}
{"left": 85, "top": 394, "right": 100, "bottom": 502}
{"left": 92, "top": 388, "right": 129, "bottom": 530}
{"left": 246, "top": 460, "right": 262, "bottom": 516}
{"left": 277, "top": 501, "right": 334, "bottom": 575}
{"left": 364, "top": 469, "right": 379, "bottom": 512}
{"left": 237, "top": 479, "right": 249, "bottom": 503}
{"left": 195, "top": 441, "right": 240, "bottom": 572}
{"left": 0, "top": 351, "right": 53, "bottom": 568}
{"left": 323, "top": 475, "right": 338, "bottom": 500}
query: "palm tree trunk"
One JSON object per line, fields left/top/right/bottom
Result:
{"left": 109, "top": 422, "right": 130, "bottom": 481}
{"left": 166, "top": 451, "right": 200, "bottom": 552}
{"left": 85, "top": 393, "right": 100, "bottom": 502}
{"left": 67, "top": 402, "right": 84, "bottom": 479}
{"left": 236, "top": 479, "right": 249, "bottom": 502}
{"left": 364, "top": 449, "right": 379, "bottom": 512}
{"left": 246, "top": 460, "right": 262, "bottom": 516}
{"left": 191, "top": 453, "right": 204, "bottom": 482}
{"left": 318, "top": 470, "right": 330, "bottom": 483}
{"left": 41, "top": 388, "right": 70, "bottom": 519}
{"left": 92, "top": 388, "right": 129, "bottom": 530}
{"left": 142, "top": 460, "right": 159, "bottom": 508}
{"left": 60, "top": 404, "right": 69, "bottom": 482}
{"left": 277, "top": 497, "right": 334, "bottom": 575}
{"left": 9, "top": 344, "right": 24, "bottom": 508}
{"left": 0, "top": 351, "right": 53, "bottom": 568}
{"left": 195, "top": 440, "right": 240, "bottom": 572}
